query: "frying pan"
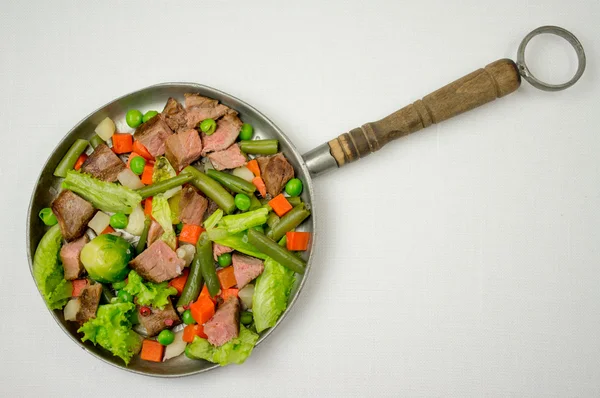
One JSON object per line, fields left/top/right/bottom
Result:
{"left": 26, "top": 26, "right": 585, "bottom": 377}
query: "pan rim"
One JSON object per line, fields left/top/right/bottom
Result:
{"left": 26, "top": 82, "right": 317, "bottom": 377}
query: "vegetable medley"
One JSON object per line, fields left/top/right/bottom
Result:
{"left": 33, "top": 94, "right": 311, "bottom": 366}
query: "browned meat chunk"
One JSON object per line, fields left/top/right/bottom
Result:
{"left": 204, "top": 297, "right": 240, "bottom": 346}
{"left": 178, "top": 185, "right": 208, "bottom": 226}
{"left": 208, "top": 144, "right": 246, "bottom": 171}
{"left": 184, "top": 93, "right": 232, "bottom": 129}
{"left": 164, "top": 129, "right": 203, "bottom": 171}
{"left": 256, "top": 153, "right": 295, "bottom": 197}
{"left": 203, "top": 199, "right": 219, "bottom": 222}
{"left": 52, "top": 190, "right": 96, "bottom": 241}
{"left": 232, "top": 253, "right": 264, "bottom": 289}
{"left": 201, "top": 113, "right": 242, "bottom": 155}
{"left": 133, "top": 115, "right": 173, "bottom": 157}
{"left": 80, "top": 143, "right": 125, "bottom": 182}
{"left": 138, "top": 300, "right": 181, "bottom": 337}
{"left": 147, "top": 220, "right": 164, "bottom": 247}
{"left": 213, "top": 243, "right": 234, "bottom": 261}
{"left": 60, "top": 235, "right": 88, "bottom": 280}
{"left": 75, "top": 284, "right": 102, "bottom": 324}
{"left": 129, "top": 240, "right": 185, "bottom": 283}
{"left": 161, "top": 97, "right": 188, "bottom": 133}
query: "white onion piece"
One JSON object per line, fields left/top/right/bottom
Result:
{"left": 117, "top": 168, "right": 144, "bottom": 190}
{"left": 232, "top": 166, "right": 255, "bottom": 182}
{"left": 125, "top": 204, "right": 145, "bottom": 236}
{"left": 64, "top": 299, "right": 81, "bottom": 321}
{"left": 163, "top": 186, "right": 182, "bottom": 200}
{"left": 95, "top": 117, "right": 115, "bottom": 141}
{"left": 164, "top": 330, "right": 187, "bottom": 361}
{"left": 88, "top": 211, "right": 111, "bottom": 234}
{"left": 203, "top": 159, "right": 214, "bottom": 172}
{"left": 238, "top": 284, "right": 255, "bottom": 309}
{"left": 176, "top": 244, "right": 196, "bottom": 267}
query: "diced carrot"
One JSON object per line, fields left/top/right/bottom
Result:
{"left": 101, "top": 226, "right": 115, "bottom": 235}
{"left": 74, "top": 154, "right": 88, "bottom": 171}
{"left": 126, "top": 152, "right": 144, "bottom": 169}
{"left": 190, "top": 295, "right": 215, "bottom": 325}
{"left": 112, "top": 133, "right": 133, "bottom": 154}
{"left": 179, "top": 224, "right": 205, "bottom": 245}
{"left": 220, "top": 288, "right": 239, "bottom": 301}
{"left": 199, "top": 284, "right": 217, "bottom": 304}
{"left": 168, "top": 268, "right": 189, "bottom": 295}
{"left": 269, "top": 194, "right": 293, "bottom": 217}
{"left": 71, "top": 279, "right": 89, "bottom": 297}
{"left": 133, "top": 140, "right": 154, "bottom": 160}
{"left": 286, "top": 231, "right": 311, "bottom": 251}
{"left": 252, "top": 176, "right": 267, "bottom": 198}
{"left": 246, "top": 159, "right": 260, "bottom": 177}
{"left": 144, "top": 197, "right": 153, "bottom": 216}
{"left": 140, "top": 339, "right": 164, "bottom": 362}
{"left": 182, "top": 324, "right": 208, "bottom": 343}
{"left": 217, "top": 267, "right": 237, "bottom": 290}
{"left": 141, "top": 163, "right": 154, "bottom": 185}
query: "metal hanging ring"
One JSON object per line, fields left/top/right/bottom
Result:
{"left": 517, "top": 26, "right": 586, "bottom": 92}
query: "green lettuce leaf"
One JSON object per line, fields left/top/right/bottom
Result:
{"left": 152, "top": 156, "right": 177, "bottom": 183}
{"left": 204, "top": 209, "right": 223, "bottom": 230}
{"left": 123, "top": 270, "right": 177, "bottom": 309}
{"left": 253, "top": 257, "right": 295, "bottom": 333}
{"left": 185, "top": 324, "right": 259, "bottom": 366}
{"left": 33, "top": 224, "right": 73, "bottom": 310}
{"left": 151, "top": 194, "right": 176, "bottom": 249}
{"left": 218, "top": 208, "right": 268, "bottom": 234}
{"left": 212, "top": 231, "right": 267, "bottom": 260}
{"left": 78, "top": 302, "right": 141, "bottom": 365}
{"left": 62, "top": 170, "right": 142, "bottom": 214}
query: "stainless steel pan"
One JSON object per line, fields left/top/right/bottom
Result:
{"left": 26, "top": 26, "right": 585, "bottom": 377}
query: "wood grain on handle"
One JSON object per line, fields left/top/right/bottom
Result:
{"left": 328, "top": 58, "right": 521, "bottom": 166}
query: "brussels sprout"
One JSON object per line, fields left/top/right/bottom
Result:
{"left": 80, "top": 234, "right": 133, "bottom": 283}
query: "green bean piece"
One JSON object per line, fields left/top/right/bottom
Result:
{"left": 239, "top": 139, "right": 279, "bottom": 155}
{"left": 176, "top": 236, "right": 206, "bottom": 308}
{"left": 286, "top": 196, "right": 302, "bottom": 207}
{"left": 206, "top": 169, "right": 256, "bottom": 195}
{"left": 136, "top": 174, "right": 194, "bottom": 199}
{"left": 247, "top": 229, "right": 305, "bottom": 274}
{"left": 90, "top": 134, "right": 104, "bottom": 149}
{"left": 266, "top": 204, "right": 311, "bottom": 242}
{"left": 182, "top": 166, "right": 236, "bottom": 215}
{"left": 197, "top": 232, "right": 221, "bottom": 297}
{"left": 53, "top": 139, "right": 89, "bottom": 178}
{"left": 135, "top": 216, "right": 152, "bottom": 255}
{"left": 266, "top": 213, "right": 280, "bottom": 228}
{"left": 278, "top": 235, "right": 287, "bottom": 247}
{"left": 249, "top": 194, "right": 262, "bottom": 210}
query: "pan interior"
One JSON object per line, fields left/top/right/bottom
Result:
{"left": 26, "top": 83, "right": 315, "bottom": 377}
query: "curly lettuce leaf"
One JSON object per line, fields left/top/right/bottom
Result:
{"left": 151, "top": 194, "right": 177, "bottom": 249}
{"left": 253, "top": 257, "right": 295, "bottom": 333}
{"left": 33, "top": 224, "right": 73, "bottom": 310}
{"left": 185, "top": 325, "right": 259, "bottom": 366}
{"left": 153, "top": 156, "right": 181, "bottom": 199}
{"left": 62, "top": 170, "right": 142, "bottom": 214}
{"left": 218, "top": 208, "right": 268, "bottom": 234}
{"left": 123, "top": 270, "right": 177, "bottom": 309}
{"left": 78, "top": 302, "right": 141, "bottom": 365}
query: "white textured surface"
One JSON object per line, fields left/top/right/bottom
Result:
{"left": 1, "top": 0, "right": 599, "bottom": 396}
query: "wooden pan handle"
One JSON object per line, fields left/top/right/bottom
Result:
{"left": 328, "top": 58, "right": 521, "bottom": 166}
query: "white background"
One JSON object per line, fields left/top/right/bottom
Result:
{"left": 1, "top": 0, "right": 599, "bottom": 396}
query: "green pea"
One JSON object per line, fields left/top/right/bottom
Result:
{"left": 240, "top": 311, "right": 253, "bottom": 325}
{"left": 285, "top": 178, "right": 303, "bottom": 196}
{"left": 239, "top": 123, "right": 253, "bottom": 140}
{"left": 176, "top": 222, "right": 184, "bottom": 234}
{"left": 142, "top": 110, "right": 159, "bottom": 123}
{"left": 157, "top": 329, "right": 175, "bottom": 345}
{"left": 126, "top": 109, "right": 143, "bottom": 128}
{"left": 234, "top": 193, "right": 251, "bottom": 211}
{"left": 130, "top": 156, "right": 146, "bottom": 175}
{"left": 38, "top": 208, "right": 58, "bottom": 226}
{"left": 217, "top": 253, "right": 232, "bottom": 267}
{"left": 182, "top": 309, "right": 196, "bottom": 325}
{"left": 200, "top": 118, "right": 217, "bottom": 135}
{"left": 117, "top": 289, "right": 133, "bottom": 303}
{"left": 110, "top": 212, "right": 128, "bottom": 229}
